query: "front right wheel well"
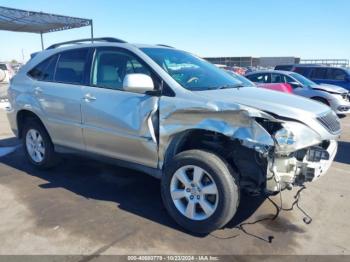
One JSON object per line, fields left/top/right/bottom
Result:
{"left": 163, "top": 129, "right": 269, "bottom": 193}
{"left": 311, "top": 96, "right": 330, "bottom": 106}
{"left": 164, "top": 130, "right": 234, "bottom": 168}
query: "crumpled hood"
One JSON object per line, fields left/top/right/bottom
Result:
{"left": 311, "top": 84, "right": 348, "bottom": 94}
{"left": 198, "top": 86, "right": 330, "bottom": 121}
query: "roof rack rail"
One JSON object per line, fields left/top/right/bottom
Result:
{"left": 157, "top": 44, "right": 174, "bottom": 48}
{"left": 47, "top": 37, "right": 127, "bottom": 50}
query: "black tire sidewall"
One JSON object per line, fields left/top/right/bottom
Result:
{"left": 161, "top": 150, "right": 239, "bottom": 233}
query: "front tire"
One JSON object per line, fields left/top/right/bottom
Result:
{"left": 161, "top": 150, "right": 240, "bottom": 233}
{"left": 23, "top": 119, "right": 58, "bottom": 169}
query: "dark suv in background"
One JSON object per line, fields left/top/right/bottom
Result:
{"left": 275, "top": 64, "right": 350, "bottom": 91}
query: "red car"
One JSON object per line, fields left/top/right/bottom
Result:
{"left": 256, "top": 83, "right": 293, "bottom": 93}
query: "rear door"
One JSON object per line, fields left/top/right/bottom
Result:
{"left": 81, "top": 47, "right": 159, "bottom": 168}
{"left": 28, "top": 48, "right": 90, "bottom": 150}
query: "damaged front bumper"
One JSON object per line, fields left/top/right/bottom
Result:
{"left": 266, "top": 140, "right": 338, "bottom": 193}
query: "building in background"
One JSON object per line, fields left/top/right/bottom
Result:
{"left": 258, "top": 57, "right": 300, "bottom": 68}
{"left": 204, "top": 56, "right": 300, "bottom": 68}
{"left": 204, "top": 56, "right": 350, "bottom": 69}
{"left": 204, "top": 57, "right": 259, "bottom": 67}
{"left": 300, "top": 59, "right": 349, "bottom": 68}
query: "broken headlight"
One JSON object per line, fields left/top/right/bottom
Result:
{"left": 275, "top": 128, "right": 295, "bottom": 146}
{"left": 274, "top": 122, "right": 322, "bottom": 154}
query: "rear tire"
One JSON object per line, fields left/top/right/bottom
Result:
{"left": 161, "top": 150, "right": 240, "bottom": 233}
{"left": 22, "top": 119, "right": 58, "bottom": 169}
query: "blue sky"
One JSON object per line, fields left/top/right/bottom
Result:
{"left": 0, "top": 0, "right": 349, "bottom": 62}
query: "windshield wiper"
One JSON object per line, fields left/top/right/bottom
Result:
{"left": 218, "top": 84, "right": 245, "bottom": 89}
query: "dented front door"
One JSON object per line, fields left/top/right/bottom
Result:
{"left": 81, "top": 86, "right": 159, "bottom": 168}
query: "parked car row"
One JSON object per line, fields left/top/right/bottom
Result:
{"left": 275, "top": 64, "right": 350, "bottom": 91}
{"left": 0, "top": 62, "right": 15, "bottom": 83}
{"left": 6, "top": 38, "right": 341, "bottom": 233}
{"left": 225, "top": 70, "right": 293, "bottom": 93}
{"left": 245, "top": 70, "right": 350, "bottom": 115}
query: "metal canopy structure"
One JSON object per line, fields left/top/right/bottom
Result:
{"left": 0, "top": 6, "right": 93, "bottom": 49}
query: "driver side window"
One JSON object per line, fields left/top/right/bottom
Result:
{"left": 92, "top": 49, "right": 153, "bottom": 90}
{"left": 248, "top": 73, "right": 269, "bottom": 83}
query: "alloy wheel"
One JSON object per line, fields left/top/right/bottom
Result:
{"left": 170, "top": 165, "right": 219, "bottom": 221}
{"left": 25, "top": 129, "right": 45, "bottom": 163}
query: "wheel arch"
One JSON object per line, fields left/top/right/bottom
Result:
{"left": 163, "top": 129, "right": 238, "bottom": 170}
{"left": 162, "top": 128, "right": 270, "bottom": 193}
{"left": 311, "top": 96, "right": 331, "bottom": 106}
{"left": 16, "top": 109, "right": 48, "bottom": 139}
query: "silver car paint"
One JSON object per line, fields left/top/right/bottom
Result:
{"left": 32, "top": 80, "right": 85, "bottom": 150}
{"left": 6, "top": 42, "right": 340, "bottom": 192}
{"left": 81, "top": 85, "right": 159, "bottom": 168}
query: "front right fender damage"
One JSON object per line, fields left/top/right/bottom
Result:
{"left": 159, "top": 96, "right": 338, "bottom": 196}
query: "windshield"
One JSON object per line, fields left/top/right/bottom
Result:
{"left": 290, "top": 72, "right": 316, "bottom": 87}
{"left": 225, "top": 70, "right": 255, "bottom": 87}
{"left": 141, "top": 48, "right": 242, "bottom": 91}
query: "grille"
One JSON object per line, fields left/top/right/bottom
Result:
{"left": 317, "top": 111, "right": 341, "bottom": 134}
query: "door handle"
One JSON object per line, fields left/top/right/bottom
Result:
{"left": 34, "top": 87, "right": 43, "bottom": 95}
{"left": 84, "top": 93, "right": 96, "bottom": 102}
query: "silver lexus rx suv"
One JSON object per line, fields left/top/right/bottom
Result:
{"left": 6, "top": 38, "right": 341, "bottom": 233}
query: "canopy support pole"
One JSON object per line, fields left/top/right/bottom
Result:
{"left": 40, "top": 32, "right": 44, "bottom": 50}
{"left": 90, "top": 20, "right": 94, "bottom": 42}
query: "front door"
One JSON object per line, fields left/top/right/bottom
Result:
{"left": 81, "top": 47, "right": 159, "bottom": 168}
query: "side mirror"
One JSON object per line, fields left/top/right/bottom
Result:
{"left": 123, "top": 74, "right": 155, "bottom": 93}
{"left": 289, "top": 81, "right": 302, "bottom": 88}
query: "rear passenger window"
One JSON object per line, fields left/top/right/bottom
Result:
{"left": 28, "top": 55, "right": 58, "bottom": 81}
{"left": 55, "top": 49, "right": 89, "bottom": 85}
{"left": 310, "top": 68, "right": 327, "bottom": 79}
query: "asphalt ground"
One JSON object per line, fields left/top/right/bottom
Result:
{"left": 0, "top": 108, "right": 349, "bottom": 256}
